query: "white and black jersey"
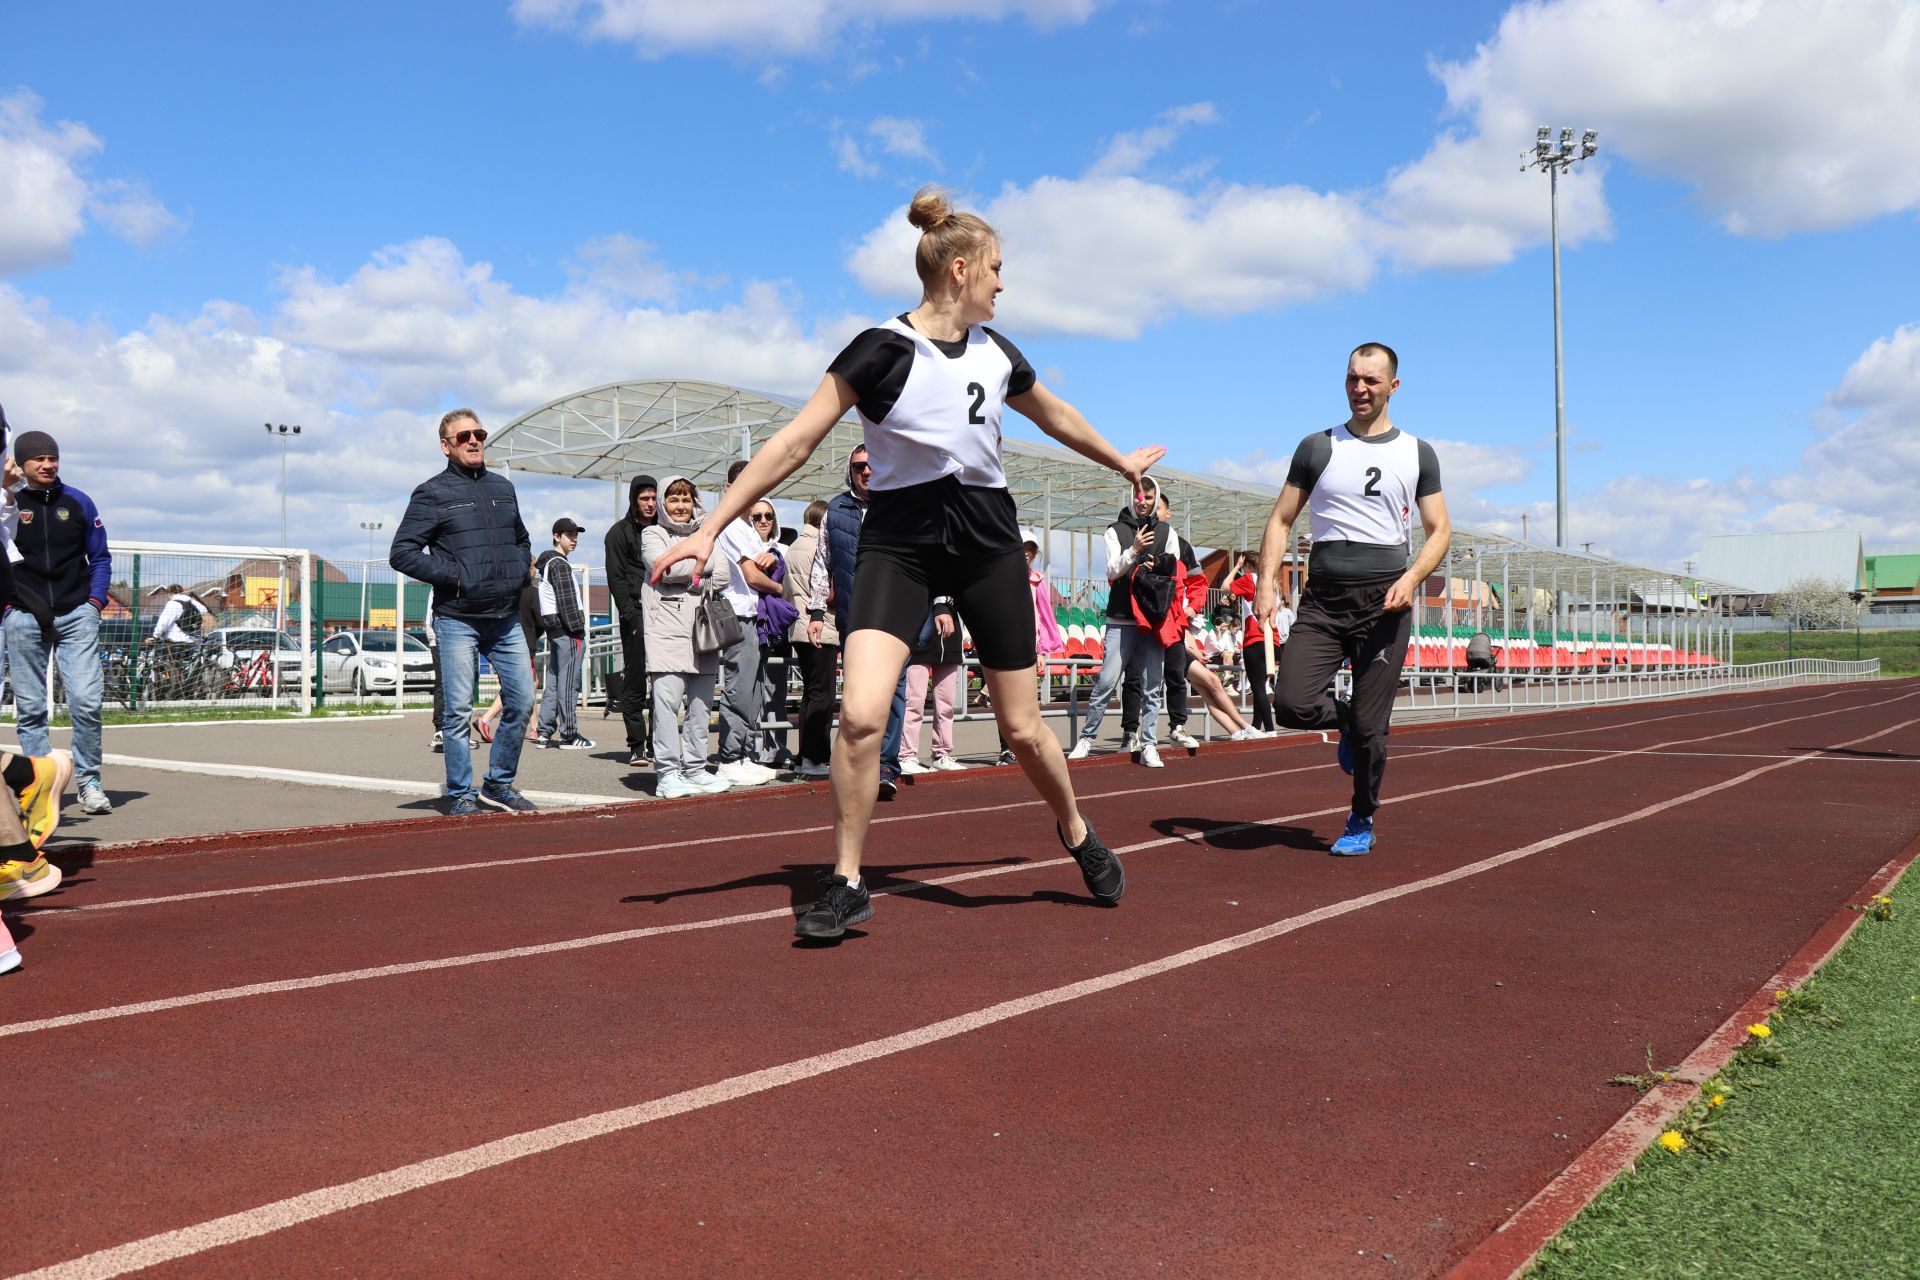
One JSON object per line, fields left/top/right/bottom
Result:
{"left": 1285, "top": 424, "right": 1442, "bottom": 580}
{"left": 828, "top": 315, "right": 1036, "bottom": 553}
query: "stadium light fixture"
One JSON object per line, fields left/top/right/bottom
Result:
{"left": 1520, "top": 126, "right": 1600, "bottom": 549}
{"left": 265, "top": 422, "right": 302, "bottom": 547}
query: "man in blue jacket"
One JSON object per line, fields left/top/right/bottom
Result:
{"left": 389, "top": 409, "right": 538, "bottom": 815}
{"left": 6, "top": 430, "right": 113, "bottom": 816}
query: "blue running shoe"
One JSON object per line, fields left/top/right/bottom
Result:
{"left": 447, "top": 795, "right": 482, "bottom": 816}
{"left": 1334, "top": 697, "right": 1355, "bottom": 776}
{"left": 1330, "top": 812, "right": 1373, "bottom": 856}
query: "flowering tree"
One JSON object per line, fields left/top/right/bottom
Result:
{"left": 1770, "top": 576, "right": 1858, "bottom": 630}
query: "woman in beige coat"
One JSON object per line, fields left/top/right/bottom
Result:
{"left": 641, "top": 476, "right": 728, "bottom": 799}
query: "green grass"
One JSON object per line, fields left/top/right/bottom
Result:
{"left": 1529, "top": 869, "right": 1918, "bottom": 1279}
{"left": 1732, "top": 628, "right": 1920, "bottom": 676}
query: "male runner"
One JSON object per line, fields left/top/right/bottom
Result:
{"left": 1256, "top": 343, "right": 1450, "bottom": 855}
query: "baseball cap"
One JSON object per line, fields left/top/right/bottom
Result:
{"left": 552, "top": 517, "right": 585, "bottom": 536}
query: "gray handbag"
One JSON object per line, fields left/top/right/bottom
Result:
{"left": 693, "top": 586, "right": 746, "bottom": 653}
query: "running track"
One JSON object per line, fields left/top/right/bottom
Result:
{"left": 5, "top": 679, "right": 1917, "bottom": 1278}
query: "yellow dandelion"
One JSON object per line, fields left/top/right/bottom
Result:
{"left": 1709, "top": 1094, "right": 1726, "bottom": 1108}
{"left": 1748, "top": 1023, "right": 1773, "bottom": 1039}
{"left": 1875, "top": 895, "right": 1892, "bottom": 905}
{"left": 1658, "top": 1131, "right": 1687, "bottom": 1153}
{"left": 1773, "top": 990, "right": 1788, "bottom": 1000}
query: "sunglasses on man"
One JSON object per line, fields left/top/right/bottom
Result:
{"left": 445, "top": 427, "right": 488, "bottom": 446}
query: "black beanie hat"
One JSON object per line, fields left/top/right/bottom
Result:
{"left": 14, "top": 430, "right": 58, "bottom": 464}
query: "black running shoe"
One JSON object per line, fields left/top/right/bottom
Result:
{"left": 1058, "top": 821, "right": 1125, "bottom": 904}
{"left": 877, "top": 778, "right": 897, "bottom": 802}
{"left": 795, "top": 875, "right": 873, "bottom": 939}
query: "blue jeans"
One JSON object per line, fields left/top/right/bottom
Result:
{"left": 5, "top": 604, "right": 104, "bottom": 783}
{"left": 1077, "top": 622, "right": 1165, "bottom": 743}
{"left": 434, "top": 614, "right": 534, "bottom": 799}
{"left": 879, "top": 667, "right": 908, "bottom": 784}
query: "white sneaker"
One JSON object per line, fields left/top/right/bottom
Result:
{"left": 1121, "top": 730, "right": 1140, "bottom": 752}
{"left": 795, "top": 758, "right": 830, "bottom": 779}
{"left": 717, "top": 760, "right": 773, "bottom": 787}
{"left": 1067, "top": 738, "right": 1093, "bottom": 761}
{"left": 1138, "top": 743, "right": 1164, "bottom": 768}
{"left": 78, "top": 779, "right": 113, "bottom": 814}
{"left": 689, "top": 770, "right": 732, "bottom": 793}
{"left": 899, "top": 757, "right": 929, "bottom": 776}
{"left": 932, "top": 756, "right": 969, "bottom": 771}
{"left": 1169, "top": 728, "right": 1200, "bottom": 750}
{"left": 1228, "top": 727, "right": 1256, "bottom": 741}
{"left": 655, "top": 773, "right": 701, "bottom": 799}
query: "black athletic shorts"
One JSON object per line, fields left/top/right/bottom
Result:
{"left": 846, "top": 541, "right": 1038, "bottom": 671}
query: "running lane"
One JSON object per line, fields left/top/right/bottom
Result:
{"left": 3, "top": 680, "right": 1914, "bottom": 1278}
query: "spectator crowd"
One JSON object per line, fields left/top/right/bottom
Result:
{"left": 387, "top": 411, "right": 1284, "bottom": 814}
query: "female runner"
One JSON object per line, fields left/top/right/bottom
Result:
{"left": 652, "top": 187, "right": 1164, "bottom": 939}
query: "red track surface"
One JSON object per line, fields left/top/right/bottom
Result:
{"left": 5, "top": 679, "right": 1918, "bottom": 1278}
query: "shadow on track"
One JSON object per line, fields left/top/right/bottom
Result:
{"left": 623, "top": 856, "right": 1035, "bottom": 914}
{"left": 1796, "top": 745, "right": 1920, "bottom": 761}
{"left": 1151, "top": 815, "right": 1327, "bottom": 854}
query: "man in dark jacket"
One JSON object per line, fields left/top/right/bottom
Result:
{"left": 390, "top": 409, "right": 537, "bottom": 814}
{"left": 602, "top": 474, "right": 655, "bottom": 766}
{"left": 804, "top": 444, "right": 911, "bottom": 800}
{"left": 534, "top": 518, "right": 592, "bottom": 751}
{"left": 5, "top": 429, "right": 114, "bottom": 815}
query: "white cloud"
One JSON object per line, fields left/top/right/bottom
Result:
{"left": 868, "top": 116, "right": 936, "bottom": 165}
{"left": 832, "top": 116, "right": 938, "bottom": 178}
{"left": 0, "top": 237, "right": 857, "bottom": 559}
{"left": 1381, "top": 0, "right": 1920, "bottom": 268}
{"left": 1087, "top": 101, "right": 1218, "bottom": 178}
{"left": 0, "top": 92, "right": 99, "bottom": 274}
{"left": 847, "top": 176, "right": 1377, "bottom": 339}
{"left": 512, "top": 0, "right": 1106, "bottom": 57}
{"left": 0, "top": 91, "right": 187, "bottom": 275}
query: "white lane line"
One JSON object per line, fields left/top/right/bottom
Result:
{"left": 55, "top": 760, "right": 1341, "bottom": 915}
{"left": 16, "top": 714, "right": 1910, "bottom": 1280}
{"left": 57, "top": 684, "right": 1881, "bottom": 916}
{"left": 65, "top": 684, "right": 1867, "bottom": 909}
{"left": 9, "top": 692, "right": 1908, "bottom": 1040}
{"left": 1401, "top": 743, "right": 1920, "bottom": 763}
{"left": 100, "top": 755, "right": 629, "bottom": 809}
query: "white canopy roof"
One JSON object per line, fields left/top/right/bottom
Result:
{"left": 489, "top": 378, "right": 1746, "bottom": 599}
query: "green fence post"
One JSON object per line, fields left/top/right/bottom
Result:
{"left": 127, "top": 552, "right": 143, "bottom": 710}
{"left": 312, "top": 558, "right": 326, "bottom": 708}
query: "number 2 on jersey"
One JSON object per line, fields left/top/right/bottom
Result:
{"left": 1362, "top": 466, "right": 1382, "bottom": 497}
{"left": 965, "top": 382, "right": 986, "bottom": 425}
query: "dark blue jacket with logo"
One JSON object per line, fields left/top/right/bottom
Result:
{"left": 389, "top": 460, "right": 532, "bottom": 622}
{"left": 13, "top": 480, "right": 112, "bottom": 615}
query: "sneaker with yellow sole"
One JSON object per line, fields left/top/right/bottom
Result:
{"left": 18, "top": 750, "right": 73, "bottom": 850}
{"left": 0, "top": 853, "right": 62, "bottom": 902}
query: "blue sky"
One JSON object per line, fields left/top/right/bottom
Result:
{"left": 3, "top": 0, "right": 1917, "bottom": 574}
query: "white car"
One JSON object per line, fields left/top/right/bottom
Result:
{"left": 205, "top": 627, "right": 307, "bottom": 693}
{"left": 319, "top": 629, "right": 436, "bottom": 695}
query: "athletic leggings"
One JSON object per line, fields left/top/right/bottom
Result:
{"left": 1274, "top": 574, "right": 1411, "bottom": 819}
{"left": 1242, "top": 635, "right": 1276, "bottom": 731}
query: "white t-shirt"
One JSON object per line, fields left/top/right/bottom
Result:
{"left": 713, "top": 516, "right": 764, "bottom": 620}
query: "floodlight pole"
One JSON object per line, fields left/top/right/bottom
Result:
{"left": 266, "top": 422, "right": 302, "bottom": 547}
{"left": 1523, "top": 127, "right": 1598, "bottom": 550}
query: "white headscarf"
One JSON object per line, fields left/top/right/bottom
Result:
{"left": 655, "top": 474, "right": 704, "bottom": 538}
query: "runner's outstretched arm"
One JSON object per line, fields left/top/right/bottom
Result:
{"left": 649, "top": 373, "right": 859, "bottom": 581}
{"left": 1008, "top": 384, "right": 1165, "bottom": 489}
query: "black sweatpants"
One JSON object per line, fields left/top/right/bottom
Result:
{"left": 792, "top": 641, "right": 839, "bottom": 765}
{"left": 1274, "top": 574, "right": 1411, "bottom": 819}
{"left": 1122, "top": 642, "right": 1189, "bottom": 735}
{"left": 1243, "top": 633, "right": 1276, "bottom": 731}
{"left": 616, "top": 615, "right": 649, "bottom": 752}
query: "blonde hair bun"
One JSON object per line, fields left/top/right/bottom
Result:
{"left": 906, "top": 185, "right": 955, "bottom": 233}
